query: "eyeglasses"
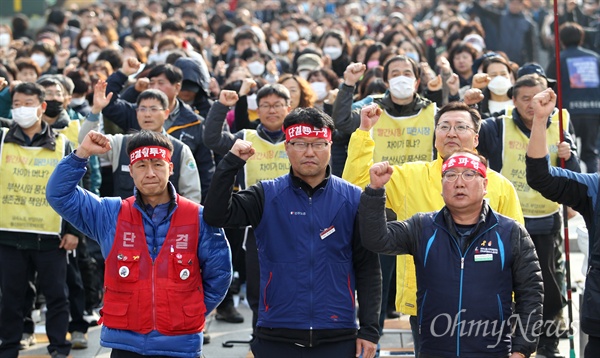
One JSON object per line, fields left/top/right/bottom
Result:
{"left": 288, "top": 141, "right": 330, "bottom": 152}
{"left": 258, "top": 103, "right": 286, "bottom": 110}
{"left": 436, "top": 123, "right": 476, "bottom": 134}
{"left": 136, "top": 106, "right": 165, "bottom": 114}
{"left": 442, "top": 170, "right": 482, "bottom": 182}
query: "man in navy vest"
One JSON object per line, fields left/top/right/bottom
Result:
{"left": 46, "top": 129, "right": 232, "bottom": 357}
{"left": 203, "top": 107, "right": 381, "bottom": 358}
{"left": 360, "top": 150, "right": 544, "bottom": 358}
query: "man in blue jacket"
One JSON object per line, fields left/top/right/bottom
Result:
{"left": 203, "top": 108, "right": 381, "bottom": 358}
{"left": 46, "top": 129, "right": 232, "bottom": 358}
{"left": 360, "top": 150, "right": 543, "bottom": 358}
{"left": 101, "top": 57, "right": 215, "bottom": 203}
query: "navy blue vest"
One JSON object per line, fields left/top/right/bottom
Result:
{"left": 415, "top": 209, "right": 515, "bottom": 357}
{"left": 254, "top": 174, "right": 361, "bottom": 330}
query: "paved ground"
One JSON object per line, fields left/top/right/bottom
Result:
{"left": 18, "top": 214, "right": 590, "bottom": 357}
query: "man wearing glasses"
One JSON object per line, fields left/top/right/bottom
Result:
{"left": 343, "top": 101, "right": 524, "bottom": 356}
{"left": 80, "top": 81, "right": 201, "bottom": 203}
{"left": 203, "top": 107, "right": 381, "bottom": 358}
{"left": 202, "top": 83, "right": 293, "bottom": 327}
{"left": 359, "top": 150, "right": 543, "bottom": 358}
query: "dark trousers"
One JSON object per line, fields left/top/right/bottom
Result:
{"left": 410, "top": 315, "right": 420, "bottom": 357}
{"left": 573, "top": 114, "right": 600, "bottom": 173}
{"left": 0, "top": 245, "right": 71, "bottom": 357}
{"left": 250, "top": 337, "right": 356, "bottom": 358}
{"left": 531, "top": 232, "right": 566, "bottom": 326}
{"left": 67, "top": 251, "right": 89, "bottom": 333}
{"left": 217, "top": 227, "right": 246, "bottom": 311}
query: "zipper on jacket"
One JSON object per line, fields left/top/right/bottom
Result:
{"left": 418, "top": 290, "right": 428, "bottom": 335}
{"left": 309, "top": 327, "right": 313, "bottom": 348}
{"left": 444, "top": 222, "right": 498, "bottom": 357}
{"left": 152, "top": 261, "right": 157, "bottom": 330}
{"left": 263, "top": 272, "right": 272, "bottom": 312}
{"left": 309, "top": 196, "right": 314, "bottom": 331}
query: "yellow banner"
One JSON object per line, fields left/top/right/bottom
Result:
{"left": 243, "top": 130, "right": 289, "bottom": 187}
{"left": 371, "top": 104, "right": 436, "bottom": 165}
{"left": 0, "top": 133, "right": 65, "bottom": 235}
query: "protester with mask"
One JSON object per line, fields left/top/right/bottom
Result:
{"left": 472, "top": 55, "right": 515, "bottom": 117}
{"left": 38, "top": 77, "right": 81, "bottom": 146}
{"left": 0, "top": 82, "right": 76, "bottom": 358}
{"left": 306, "top": 68, "right": 339, "bottom": 112}
{"left": 319, "top": 29, "right": 351, "bottom": 78}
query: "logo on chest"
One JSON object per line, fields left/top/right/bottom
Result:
{"left": 474, "top": 239, "right": 498, "bottom": 262}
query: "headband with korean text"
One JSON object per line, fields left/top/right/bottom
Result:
{"left": 285, "top": 124, "right": 332, "bottom": 142}
{"left": 441, "top": 155, "right": 487, "bottom": 178}
{"left": 129, "top": 146, "right": 172, "bottom": 165}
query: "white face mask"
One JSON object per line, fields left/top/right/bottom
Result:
{"left": 31, "top": 53, "right": 48, "bottom": 68}
{"left": 389, "top": 75, "right": 416, "bottom": 100}
{"left": 323, "top": 46, "right": 343, "bottom": 60}
{"left": 0, "top": 33, "right": 10, "bottom": 48}
{"left": 299, "top": 27, "right": 311, "bottom": 39}
{"left": 155, "top": 51, "right": 172, "bottom": 64}
{"left": 279, "top": 41, "right": 289, "bottom": 53}
{"left": 70, "top": 97, "right": 86, "bottom": 107}
{"left": 135, "top": 17, "right": 151, "bottom": 28}
{"left": 247, "top": 61, "right": 265, "bottom": 76}
{"left": 310, "top": 81, "right": 328, "bottom": 101}
{"left": 405, "top": 52, "right": 420, "bottom": 63}
{"left": 80, "top": 36, "right": 93, "bottom": 50}
{"left": 271, "top": 43, "right": 280, "bottom": 54}
{"left": 247, "top": 93, "right": 258, "bottom": 110}
{"left": 487, "top": 76, "right": 512, "bottom": 96}
{"left": 287, "top": 31, "right": 299, "bottom": 43}
{"left": 11, "top": 106, "right": 40, "bottom": 128}
{"left": 87, "top": 51, "right": 100, "bottom": 64}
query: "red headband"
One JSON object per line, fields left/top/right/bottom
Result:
{"left": 285, "top": 124, "right": 332, "bottom": 142}
{"left": 442, "top": 155, "right": 487, "bottom": 178}
{"left": 130, "top": 146, "right": 172, "bottom": 165}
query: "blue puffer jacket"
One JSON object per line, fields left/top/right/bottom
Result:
{"left": 46, "top": 153, "right": 232, "bottom": 358}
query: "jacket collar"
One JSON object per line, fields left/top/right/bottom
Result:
{"left": 4, "top": 120, "right": 57, "bottom": 150}
{"left": 375, "top": 91, "right": 432, "bottom": 117}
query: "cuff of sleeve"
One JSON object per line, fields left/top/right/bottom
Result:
{"left": 224, "top": 151, "right": 248, "bottom": 168}
{"left": 365, "top": 185, "right": 385, "bottom": 197}
{"left": 87, "top": 112, "right": 101, "bottom": 122}
{"left": 70, "top": 151, "right": 90, "bottom": 166}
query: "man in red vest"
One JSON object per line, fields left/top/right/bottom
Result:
{"left": 46, "top": 129, "right": 232, "bottom": 358}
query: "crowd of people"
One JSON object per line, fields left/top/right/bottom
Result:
{"left": 1, "top": 0, "right": 600, "bottom": 357}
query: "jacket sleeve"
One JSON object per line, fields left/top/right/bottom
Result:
{"left": 198, "top": 207, "right": 232, "bottom": 314}
{"left": 331, "top": 84, "right": 362, "bottom": 135}
{"left": 560, "top": 127, "right": 581, "bottom": 173}
{"left": 353, "top": 215, "right": 382, "bottom": 344}
{"left": 526, "top": 155, "right": 597, "bottom": 218}
{"left": 233, "top": 95, "right": 251, "bottom": 132}
{"left": 177, "top": 144, "right": 202, "bottom": 204}
{"left": 510, "top": 223, "right": 544, "bottom": 357}
{"left": 46, "top": 152, "right": 122, "bottom": 257}
{"left": 101, "top": 71, "right": 140, "bottom": 132}
{"left": 359, "top": 185, "right": 419, "bottom": 255}
{"left": 202, "top": 101, "right": 237, "bottom": 155}
{"left": 202, "top": 152, "right": 264, "bottom": 228}
{"left": 0, "top": 87, "right": 12, "bottom": 118}
{"left": 342, "top": 129, "right": 375, "bottom": 190}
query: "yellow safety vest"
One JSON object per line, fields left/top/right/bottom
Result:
{"left": 55, "top": 119, "right": 81, "bottom": 148}
{"left": 0, "top": 129, "right": 66, "bottom": 235}
{"left": 371, "top": 104, "right": 436, "bottom": 165}
{"left": 501, "top": 107, "right": 568, "bottom": 218}
{"left": 243, "top": 130, "right": 289, "bottom": 187}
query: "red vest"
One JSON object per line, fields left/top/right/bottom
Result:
{"left": 101, "top": 195, "right": 206, "bottom": 335}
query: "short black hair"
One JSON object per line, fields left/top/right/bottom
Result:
{"left": 126, "top": 130, "right": 174, "bottom": 157}
{"left": 13, "top": 82, "right": 46, "bottom": 103}
{"left": 137, "top": 89, "right": 169, "bottom": 109}
{"left": 256, "top": 84, "right": 290, "bottom": 105}
{"left": 559, "top": 22, "right": 585, "bottom": 47}
{"left": 46, "top": 9, "right": 66, "bottom": 26}
{"left": 283, "top": 107, "right": 335, "bottom": 132}
{"left": 148, "top": 64, "right": 183, "bottom": 84}
{"left": 434, "top": 101, "right": 482, "bottom": 133}
{"left": 37, "top": 77, "right": 66, "bottom": 94}
{"left": 383, "top": 55, "right": 420, "bottom": 82}
{"left": 97, "top": 48, "right": 123, "bottom": 73}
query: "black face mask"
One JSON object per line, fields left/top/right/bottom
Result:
{"left": 44, "top": 100, "right": 64, "bottom": 117}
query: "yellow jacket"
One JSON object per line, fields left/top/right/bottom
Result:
{"left": 342, "top": 129, "right": 524, "bottom": 315}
